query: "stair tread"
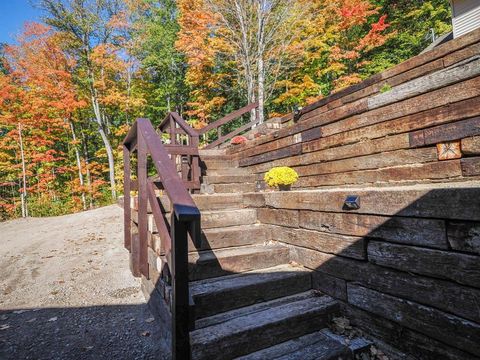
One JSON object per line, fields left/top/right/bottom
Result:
{"left": 194, "top": 291, "right": 321, "bottom": 329}
{"left": 191, "top": 264, "right": 309, "bottom": 297}
{"left": 189, "top": 244, "right": 287, "bottom": 263}
{"left": 191, "top": 293, "right": 339, "bottom": 358}
{"left": 235, "top": 329, "right": 350, "bottom": 360}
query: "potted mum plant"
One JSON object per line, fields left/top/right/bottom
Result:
{"left": 264, "top": 167, "right": 299, "bottom": 191}
{"left": 231, "top": 135, "right": 247, "bottom": 145}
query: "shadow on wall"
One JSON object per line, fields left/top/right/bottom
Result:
{"left": 2, "top": 188, "right": 479, "bottom": 360}
{"left": 260, "top": 186, "right": 480, "bottom": 360}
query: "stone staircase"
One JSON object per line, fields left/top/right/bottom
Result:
{"left": 148, "top": 152, "right": 371, "bottom": 359}
{"left": 134, "top": 149, "right": 372, "bottom": 359}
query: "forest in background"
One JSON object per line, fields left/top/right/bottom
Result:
{"left": 0, "top": 0, "right": 452, "bottom": 220}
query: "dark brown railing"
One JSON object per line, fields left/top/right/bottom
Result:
{"left": 198, "top": 102, "right": 260, "bottom": 149}
{"left": 123, "top": 118, "right": 201, "bottom": 360}
{"left": 158, "top": 112, "right": 201, "bottom": 191}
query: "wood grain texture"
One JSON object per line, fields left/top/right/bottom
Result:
{"left": 299, "top": 211, "right": 448, "bottom": 249}
{"left": 347, "top": 284, "right": 480, "bottom": 356}
{"left": 367, "top": 241, "right": 480, "bottom": 288}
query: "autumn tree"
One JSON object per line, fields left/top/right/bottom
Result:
{"left": 40, "top": 0, "right": 131, "bottom": 200}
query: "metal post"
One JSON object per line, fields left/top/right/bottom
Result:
{"left": 171, "top": 212, "right": 191, "bottom": 360}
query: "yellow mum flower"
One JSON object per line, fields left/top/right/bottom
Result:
{"left": 264, "top": 167, "right": 299, "bottom": 188}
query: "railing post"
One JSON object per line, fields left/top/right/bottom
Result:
{"left": 171, "top": 212, "right": 191, "bottom": 360}
{"left": 191, "top": 135, "right": 200, "bottom": 190}
{"left": 123, "top": 145, "right": 131, "bottom": 251}
{"left": 137, "top": 133, "right": 149, "bottom": 278}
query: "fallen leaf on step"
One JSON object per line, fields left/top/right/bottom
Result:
{"left": 47, "top": 317, "right": 58, "bottom": 322}
{"left": 141, "top": 331, "right": 151, "bottom": 337}
{"left": 0, "top": 324, "right": 10, "bottom": 330}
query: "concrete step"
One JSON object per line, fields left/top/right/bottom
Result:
{"left": 188, "top": 244, "right": 289, "bottom": 281}
{"left": 191, "top": 264, "right": 311, "bottom": 319}
{"left": 236, "top": 329, "right": 372, "bottom": 360}
{"left": 204, "top": 175, "right": 258, "bottom": 184}
{"left": 190, "top": 292, "right": 340, "bottom": 359}
{"left": 211, "top": 183, "right": 257, "bottom": 194}
{"left": 201, "top": 208, "right": 257, "bottom": 229}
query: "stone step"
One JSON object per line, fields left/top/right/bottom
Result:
{"left": 235, "top": 329, "right": 372, "bottom": 360}
{"left": 191, "top": 264, "right": 311, "bottom": 319}
{"left": 198, "top": 225, "right": 266, "bottom": 251}
{"left": 211, "top": 183, "right": 257, "bottom": 194}
{"left": 192, "top": 193, "right": 245, "bottom": 210}
{"left": 205, "top": 167, "right": 251, "bottom": 177}
{"left": 201, "top": 158, "right": 239, "bottom": 170}
{"left": 204, "top": 175, "right": 258, "bottom": 184}
{"left": 188, "top": 244, "right": 289, "bottom": 281}
{"left": 201, "top": 209, "right": 257, "bottom": 229}
{"left": 133, "top": 208, "right": 257, "bottom": 233}
{"left": 190, "top": 292, "right": 340, "bottom": 359}
{"left": 150, "top": 224, "right": 267, "bottom": 253}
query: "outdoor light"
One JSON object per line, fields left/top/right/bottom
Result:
{"left": 343, "top": 195, "right": 360, "bottom": 210}
{"left": 293, "top": 105, "right": 303, "bottom": 122}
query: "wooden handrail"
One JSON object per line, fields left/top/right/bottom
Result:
{"left": 159, "top": 112, "right": 198, "bottom": 138}
{"left": 198, "top": 102, "right": 259, "bottom": 135}
{"left": 123, "top": 118, "right": 200, "bottom": 360}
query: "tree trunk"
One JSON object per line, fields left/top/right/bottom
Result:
{"left": 92, "top": 94, "right": 117, "bottom": 200}
{"left": 18, "top": 123, "right": 28, "bottom": 218}
{"left": 69, "top": 121, "right": 87, "bottom": 210}
{"left": 258, "top": 54, "right": 265, "bottom": 124}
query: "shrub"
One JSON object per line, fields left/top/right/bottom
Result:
{"left": 231, "top": 135, "right": 247, "bottom": 145}
{"left": 264, "top": 167, "right": 299, "bottom": 188}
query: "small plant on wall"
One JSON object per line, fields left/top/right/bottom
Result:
{"left": 264, "top": 167, "right": 299, "bottom": 191}
{"left": 231, "top": 135, "right": 247, "bottom": 145}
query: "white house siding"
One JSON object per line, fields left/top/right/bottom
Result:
{"left": 452, "top": 0, "right": 480, "bottom": 38}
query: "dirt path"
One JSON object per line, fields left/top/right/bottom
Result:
{"left": 0, "top": 205, "right": 167, "bottom": 359}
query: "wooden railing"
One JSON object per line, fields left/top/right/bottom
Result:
{"left": 123, "top": 118, "right": 201, "bottom": 360}
{"left": 198, "top": 102, "right": 260, "bottom": 149}
{"left": 158, "top": 112, "right": 201, "bottom": 191}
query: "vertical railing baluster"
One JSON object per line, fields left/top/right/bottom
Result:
{"left": 137, "top": 133, "right": 149, "bottom": 278}
{"left": 123, "top": 145, "right": 131, "bottom": 251}
{"left": 191, "top": 135, "right": 200, "bottom": 190}
{"left": 171, "top": 211, "right": 191, "bottom": 360}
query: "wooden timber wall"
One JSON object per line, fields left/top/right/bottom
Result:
{"left": 244, "top": 184, "right": 480, "bottom": 359}
{"left": 227, "top": 27, "right": 480, "bottom": 188}
{"left": 226, "top": 29, "right": 480, "bottom": 359}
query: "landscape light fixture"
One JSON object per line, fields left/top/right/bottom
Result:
{"left": 343, "top": 195, "right": 360, "bottom": 210}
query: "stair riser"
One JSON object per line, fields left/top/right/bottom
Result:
{"left": 133, "top": 209, "right": 258, "bottom": 232}
{"left": 205, "top": 168, "right": 251, "bottom": 176}
{"left": 188, "top": 248, "right": 289, "bottom": 281}
{"left": 204, "top": 175, "right": 258, "bottom": 184}
{"left": 194, "top": 272, "right": 311, "bottom": 319}
{"left": 201, "top": 209, "right": 257, "bottom": 229}
{"left": 201, "top": 159, "right": 239, "bottom": 169}
{"left": 212, "top": 183, "right": 257, "bottom": 193}
{"left": 149, "top": 226, "right": 265, "bottom": 253}
{"left": 191, "top": 301, "right": 340, "bottom": 359}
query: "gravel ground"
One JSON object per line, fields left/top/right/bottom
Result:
{"left": 0, "top": 205, "right": 168, "bottom": 359}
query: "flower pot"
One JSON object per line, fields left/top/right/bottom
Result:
{"left": 278, "top": 184, "right": 291, "bottom": 191}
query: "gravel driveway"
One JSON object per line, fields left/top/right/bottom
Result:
{"left": 0, "top": 205, "right": 168, "bottom": 359}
